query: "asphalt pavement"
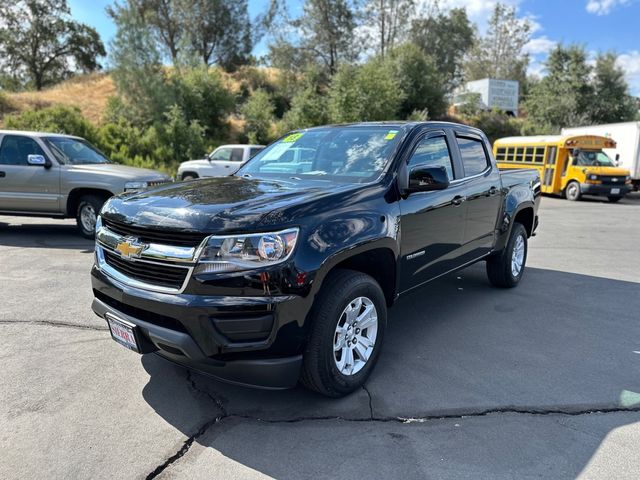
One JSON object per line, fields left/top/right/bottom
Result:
{"left": 1, "top": 194, "right": 640, "bottom": 479}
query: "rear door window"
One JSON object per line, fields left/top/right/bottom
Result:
{"left": 457, "top": 136, "right": 489, "bottom": 177}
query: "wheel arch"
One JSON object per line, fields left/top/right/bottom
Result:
{"left": 312, "top": 239, "right": 399, "bottom": 308}
{"left": 66, "top": 188, "right": 113, "bottom": 217}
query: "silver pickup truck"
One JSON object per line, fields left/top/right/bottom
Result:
{"left": 0, "top": 130, "right": 172, "bottom": 238}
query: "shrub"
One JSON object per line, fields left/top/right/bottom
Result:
{"left": 3, "top": 105, "right": 98, "bottom": 143}
{"left": 280, "top": 86, "right": 329, "bottom": 132}
{"left": 0, "top": 92, "right": 17, "bottom": 118}
{"left": 241, "top": 89, "right": 276, "bottom": 144}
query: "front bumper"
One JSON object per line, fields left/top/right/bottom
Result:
{"left": 580, "top": 183, "right": 631, "bottom": 197}
{"left": 91, "top": 267, "right": 306, "bottom": 389}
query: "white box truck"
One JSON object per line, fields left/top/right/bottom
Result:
{"left": 562, "top": 122, "right": 640, "bottom": 190}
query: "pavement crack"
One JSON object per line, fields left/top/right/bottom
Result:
{"left": 0, "top": 319, "right": 107, "bottom": 331}
{"left": 145, "top": 415, "right": 224, "bottom": 480}
{"left": 186, "top": 370, "right": 228, "bottom": 416}
{"left": 362, "top": 384, "right": 374, "bottom": 420}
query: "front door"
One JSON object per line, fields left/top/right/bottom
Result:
{"left": 399, "top": 132, "right": 467, "bottom": 291}
{"left": 207, "top": 147, "right": 245, "bottom": 176}
{"left": 0, "top": 135, "right": 60, "bottom": 213}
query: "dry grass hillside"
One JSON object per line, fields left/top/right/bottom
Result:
{"left": 4, "top": 73, "right": 116, "bottom": 124}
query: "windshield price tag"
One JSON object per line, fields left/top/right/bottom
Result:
{"left": 385, "top": 130, "right": 398, "bottom": 140}
{"left": 282, "top": 133, "right": 304, "bottom": 143}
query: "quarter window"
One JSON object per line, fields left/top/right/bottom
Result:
{"left": 408, "top": 136, "right": 454, "bottom": 181}
{"left": 0, "top": 135, "right": 46, "bottom": 166}
{"left": 457, "top": 136, "right": 489, "bottom": 177}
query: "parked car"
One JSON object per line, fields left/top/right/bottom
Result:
{"left": 177, "top": 144, "right": 265, "bottom": 180}
{"left": 0, "top": 130, "right": 172, "bottom": 238}
{"left": 91, "top": 122, "right": 541, "bottom": 397}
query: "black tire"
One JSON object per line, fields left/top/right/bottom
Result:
{"left": 182, "top": 173, "right": 198, "bottom": 181}
{"left": 565, "top": 181, "right": 581, "bottom": 201}
{"left": 76, "top": 194, "right": 106, "bottom": 239}
{"left": 607, "top": 196, "right": 622, "bottom": 203}
{"left": 486, "top": 223, "right": 528, "bottom": 288}
{"left": 301, "top": 269, "right": 387, "bottom": 397}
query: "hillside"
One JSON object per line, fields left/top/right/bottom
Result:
{"left": 3, "top": 73, "right": 116, "bottom": 125}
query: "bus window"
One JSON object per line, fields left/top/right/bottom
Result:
{"left": 534, "top": 147, "right": 544, "bottom": 163}
{"left": 496, "top": 147, "right": 506, "bottom": 161}
{"left": 525, "top": 147, "right": 534, "bottom": 163}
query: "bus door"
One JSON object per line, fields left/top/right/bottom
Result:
{"left": 542, "top": 146, "right": 557, "bottom": 193}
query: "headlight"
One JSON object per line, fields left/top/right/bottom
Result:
{"left": 124, "top": 181, "right": 148, "bottom": 192}
{"left": 195, "top": 228, "right": 299, "bottom": 274}
{"left": 587, "top": 174, "right": 598, "bottom": 181}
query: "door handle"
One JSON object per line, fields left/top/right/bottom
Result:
{"left": 0, "top": 171, "right": 5, "bottom": 177}
{"left": 488, "top": 186, "right": 498, "bottom": 196}
{"left": 224, "top": 165, "right": 230, "bottom": 168}
{"left": 452, "top": 195, "right": 465, "bottom": 206}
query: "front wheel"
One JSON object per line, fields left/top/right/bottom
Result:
{"left": 486, "top": 222, "right": 528, "bottom": 288}
{"left": 301, "top": 269, "right": 387, "bottom": 397}
{"left": 565, "top": 181, "right": 581, "bottom": 201}
{"left": 76, "top": 195, "right": 106, "bottom": 239}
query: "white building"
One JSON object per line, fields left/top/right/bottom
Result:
{"left": 454, "top": 79, "right": 520, "bottom": 116}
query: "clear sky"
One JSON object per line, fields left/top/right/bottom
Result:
{"left": 67, "top": 0, "right": 640, "bottom": 95}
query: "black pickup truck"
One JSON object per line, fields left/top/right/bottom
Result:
{"left": 91, "top": 122, "right": 541, "bottom": 397}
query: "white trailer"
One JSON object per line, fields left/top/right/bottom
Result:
{"left": 464, "top": 79, "right": 519, "bottom": 115}
{"left": 562, "top": 122, "right": 640, "bottom": 190}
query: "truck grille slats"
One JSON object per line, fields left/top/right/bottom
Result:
{"left": 103, "top": 251, "right": 188, "bottom": 289}
{"left": 102, "top": 218, "right": 207, "bottom": 248}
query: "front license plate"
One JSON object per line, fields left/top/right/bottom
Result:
{"left": 610, "top": 188, "right": 620, "bottom": 195}
{"left": 106, "top": 313, "right": 140, "bottom": 353}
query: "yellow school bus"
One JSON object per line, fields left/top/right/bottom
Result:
{"left": 494, "top": 135, "right": 632, "bottom": 202}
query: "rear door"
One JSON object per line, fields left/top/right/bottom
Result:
{"left": 0, "top": 134, "right": 61, "bottom": 213}
{"left": 454, "top": 133, "right": 503, "bottom": 259}
{"left": 399, "top": 129, "right": 468, "bottom": 291}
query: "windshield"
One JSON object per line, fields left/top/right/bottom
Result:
{"left": 237, "top": 126, "right": 403, "bottom": 183}
{"left": 44, "top": 137, "right": 111, "bottom": 165}
{"left": 572, "top": 150, "right": 615, "bottom": 167}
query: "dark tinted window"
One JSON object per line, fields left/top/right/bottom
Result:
{"left": 408, "top": 136, "right": 454, "bottom": 181}
{"left": 230, "top": 148, "right": 244, "bottom": 162}
{"left": 458, "top": 136, "right": 489, "bottom": 176}
{"left": 249, "top": 147, "right": 264, "bottom": 158}
{"left": 0, "top": 135, "right": 46, "bottom": 165}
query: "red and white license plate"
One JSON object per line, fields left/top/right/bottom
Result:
{"left": 106, "top": 313, "right": 140, "bottom": 353}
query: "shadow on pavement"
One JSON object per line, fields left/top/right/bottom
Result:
{"left": 139, "top": 264, "right": 640, "bottom": 477}
{"left": 0, "top": 220, "right": 93, "bottom": 251}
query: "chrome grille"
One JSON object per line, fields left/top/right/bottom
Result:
{"left": 103, "top": 251, "right": 188, "bottom": 290}
{"left": 102, "top": 218, "right": 207, "bottom": 248}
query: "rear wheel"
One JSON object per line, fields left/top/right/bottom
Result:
{"left": 607, "top": 196, "right": 622, "bottom": 203}
{"left": 486, "top": 223, "right": 528, "bottom": 288}
{"left": 565, "top": 181, "right": 581, "bottom": 201}
{"left": 301, "top": 269, "right": 387, "bottom": 397}
{"left": 76, "top": 194, "right": 106, "bottom": 239}
{"left": 182, "top": 173, "right": 198, "bottom": 181}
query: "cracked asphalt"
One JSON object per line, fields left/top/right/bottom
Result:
{"left": 1, "top": 194, "right": 640, "bottom": 479}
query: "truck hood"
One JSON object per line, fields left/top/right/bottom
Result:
{"left": 101, "top": 176, "right": 358, "bottom": 233}
{"left": 66, "top": 163, "right": 170, "bottom": 181}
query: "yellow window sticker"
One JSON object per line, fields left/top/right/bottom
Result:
{"left": 385, "top": 130, "right": 398, "bottom": 140}
{"left": 282, "top": 132, "right": 304, "bottom": 143}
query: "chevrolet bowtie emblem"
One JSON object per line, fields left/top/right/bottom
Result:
{"left": 115, "top": 237, "right": 147, "bottom": 258}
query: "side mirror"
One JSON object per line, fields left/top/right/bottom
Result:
{"left": 406, "top": 165, "right": 450, "bottom": 193}
{"left": 28, "top": 154, "right": 51, "bottom": 169}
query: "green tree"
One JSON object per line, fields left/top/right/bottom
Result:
{"left": 108, "top": 1, "right": 171, "bottom": 125}
{"left": 591, "top": 52, "right": 637, "bottom": 124}
{"left": 280, "top": 71, "right": 329, "bottom": 131}
{"left": 410, "top": 7, "right": 474, "bottom": 90}
{"left": 328, "top": 59, "right": 404, "bottom": 122}
{"left": 524, "top": 45, "right": 594, "bottom": 133}
{"left": 241, "top": 88, "right": 276, "bottom": 144}
{"left": 387, "top": 43, "right": 447, "bottom": 118}
{"left": 294, "top": 0, "right": 358, "bottom": 75}
{"left": 464, "top": 3, "right": 531, "bottom": 85}
{"left": 0, "top": 0, "right": 105, "bottom": 90}
{"left": 362, "top": 0, "right": 416, "bottom": 57}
